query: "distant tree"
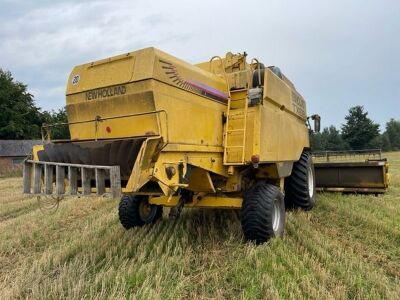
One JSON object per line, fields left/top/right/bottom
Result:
{"left": 41, "top": 108, "right": 70, "bottom": 140}
{"left": 367, "top": 134, "right": 386, "bottom": 150}
{"left": 310, "top": 125, "right": 349, "bottom": 151}
{"left": 341, "top": 106, "right": 380, "bottom": 150}
{"left": 380, "top": 133, "right": 391, "bottom": 151}
{"left": 310, "top": 132, "right": 324, "bottom": 151}
{"left": 0, "top": 69, "right": 42, "bottom": 139}
{"left": 322, "top": 125, "right": 349, "bottom": 151}
{"left": 0, "top": 69, "right": 70, "bottom": 140}
{"left": 384, "top": 119, "right": 400, "bottom": 150}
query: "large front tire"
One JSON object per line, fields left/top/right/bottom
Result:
{"left": 284, "top": 151, "right": 316, "bottom": 210}
{"left": 118, "top": 195, "right": 163, "bottom": 229}
{"left": 241, "top": 182, "right": 285, "bottom": 244}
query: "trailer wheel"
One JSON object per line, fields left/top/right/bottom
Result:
{"left": 118, "top": 195, "right": 163, "bottom": 229}
{"left": 241, "top": 182, "right": 285, "bottom": 244}
{"left": 284, "top": 151, "right": 316, "bottom": 210}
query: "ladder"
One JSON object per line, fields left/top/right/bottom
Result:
{"left": 223, "top": 89, "right": 249, "bottom": 165}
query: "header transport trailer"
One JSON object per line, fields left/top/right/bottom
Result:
{"left": 23, "top": 47, "right": 321, "bottom": 244}
{"left": 313, "top": 149, "right": 389, "bottom": 194}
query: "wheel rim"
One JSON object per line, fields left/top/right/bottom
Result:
{"left": 308, "top": 165, "right": 314, "bottom": 198}
{"left": 139, "top": 199, "right": 156, "bottom": 222}
{"left": 272, "top": 198, "right": 281, "bottom": 232}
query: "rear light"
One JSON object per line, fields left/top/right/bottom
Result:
{"left": 251, "top": 154, "right": 260, "bottom": 168}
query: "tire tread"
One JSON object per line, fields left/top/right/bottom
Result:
{"left": 241, "top": 182, "right": 285, "bottom": 244}
{"left": 284, "top": 152, "right": 316, "bottom": 210}
{"left": 118, "top": 195, "right": 162, "bottom": 229}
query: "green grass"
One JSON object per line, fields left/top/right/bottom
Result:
{"left": 0, "top": 153, "right": 399, "bottom": 299}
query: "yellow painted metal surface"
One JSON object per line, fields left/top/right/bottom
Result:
{"left": 224, "top": 89, "right": 249, "bottom": 164}
{"left": 197, "top": 52, "right": 309, "bottom": 164}
{"left": 149, "top": 195, "right": 242, "bottom": 209}
{"left": 65, "top": 48, "right": 228, "bottom": 148}
{"left": 35, "top": 47, "right": 313, "bottom": 206}
{"left": 187, "top": 168, "right": 216, "bottom": 193}
{"left": 67, "top": 48, "right": 228, "bottom": 96}
{"left": 32, "top": 145, "right": 44, "bottom": 160}
{"left": 125, "top": 137, "right": 163, "bottom": 192}
{"left": 257, "top": 68, "right": 309, "bottom": 162}
{"left": 65, "top": 47, "right": 309, "bottom": 161}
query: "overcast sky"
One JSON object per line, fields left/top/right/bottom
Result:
{"left": 1, "top": 0, "right": 399, "bottom": 130}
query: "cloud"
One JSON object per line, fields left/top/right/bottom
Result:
{"left": 0, "top": 0, "right": 192, "bottom": 109}
{"left": 0, "top": 0, "right": 399, "bottom": 129}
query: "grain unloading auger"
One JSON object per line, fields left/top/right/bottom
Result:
{"left": 24, "top": 47, "right": 321, "bottom": 243}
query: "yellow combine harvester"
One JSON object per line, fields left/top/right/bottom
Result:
{"left": 23, "top": 47, "right": 321, "bottom": 243}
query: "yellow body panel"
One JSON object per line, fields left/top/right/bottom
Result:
{"left": 149, "top": 195, "right": 242, "bottom": 209}
{"left": 34, "top": 47, "right": 312, "bottom": 206}
{"left": 32, "top": 145, "right": 44, "bottom": 160}
{"left": 65, "top": 47, "right": 308, "bottom": 160}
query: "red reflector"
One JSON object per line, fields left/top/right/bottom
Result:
{"left": 251, "top": 154, "right": 260, "bottom": 163}
{"left": 106, "top": 126, "right": 111, "bottom": 133}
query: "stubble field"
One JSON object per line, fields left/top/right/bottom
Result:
{"left": 0, "top": 153, "right": 399, "bottom": 299}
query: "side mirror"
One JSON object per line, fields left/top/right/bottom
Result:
{"left": 311, "top": 114, "right": 321, "bottom": 133}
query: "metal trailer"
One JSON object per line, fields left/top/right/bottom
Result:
{"left": 312, "top": 149, "right": 389, "bottom": 194}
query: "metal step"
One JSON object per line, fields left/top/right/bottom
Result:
{"left": 225, "top": 145, "right": 244, "bottom": 148}
{"left": 23, "top": 160, "right": 121, "bottom": 198}
{"left": 226, "top": 128, "right": 245, "bottom": 133}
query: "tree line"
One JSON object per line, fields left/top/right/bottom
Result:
{"left": 0, "top": 69, "right": 68, "bottom": 140}
{"left": 311, "top": 106, "right": 400, "bottom": 151}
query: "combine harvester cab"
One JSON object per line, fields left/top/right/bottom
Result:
{"left": 24, "top": 47, "right": 321, "bottom": 244}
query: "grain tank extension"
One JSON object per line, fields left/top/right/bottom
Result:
{"left": 23, "top": 47, "right": 320, "bottom": 243}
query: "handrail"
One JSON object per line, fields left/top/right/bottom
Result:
{"left": 25, "top": 159, "right": 117, "bottom": 169}
{"left": 250, "top": 58, "right": 262, "bottom": 87}
{"left": 312, "top": 149, "right": 382, "bottom": 162}
{"left": 209, "top": 56, "right": 225, "bottom": 76}
{"left": 41, "top": 110, "right": 169, "bottom": 144}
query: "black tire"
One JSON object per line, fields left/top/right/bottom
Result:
{"left": 284, "top": 152, "right": 316, "bottom": 210}
{"left": 118, "top": 195, "right": 163, "bottom": 229}
{"left": 241, "top": 182, "right": 285, "bottom": 244}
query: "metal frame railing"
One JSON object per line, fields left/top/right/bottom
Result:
{"left": 23, "top": 160, "right": 121, "bottom": 198}
{"left": 41, "top": 110, "right": 169, "bottom": 143}
{"left": 312, "top": 149, "right": 382, "bottom": 163}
